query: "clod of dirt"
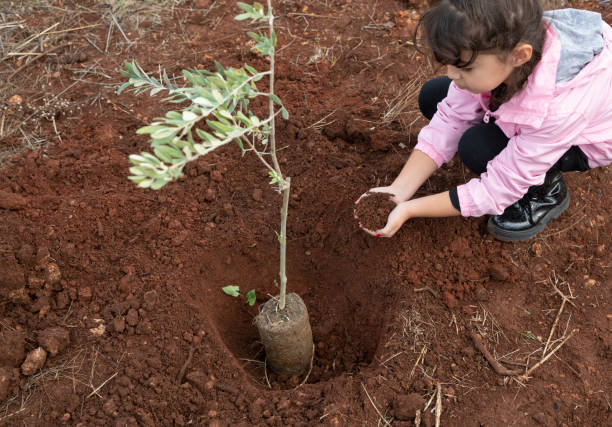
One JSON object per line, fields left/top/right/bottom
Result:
{"left": 0, "top": 367, "right": 19, "bottom": 401}
{"left": 9, "top": 288, "right": 30, "bottom": 305}
{"left": 393, "top": 393, "right": 425, "bottom": 421}
{"left": 15, "top": 243, "right": 35, "bottom": 266}
{"left": 126, "top": 309, "right": 139, "bottom": 327}
{"left": 530, "top": 242, "right": 544, "bottom": 257}
{"left": 354, "top": 192, "right": 395, "bottom": 231}
{"left": 37, "top": 327, "right": 70, "bottom": 357}
{"left": 252, "top": 188, "right": 263, "bottom": 202}
{"left": 488, "top": 264, "right": 509, "bottom": 281}
{"left": 143, "top": 290, "right": 158, "bottom": 311}
{"left": 0, "top": 255, "right": 26, "bottom": 295}
{"left": 0, "top": 190, "right": 27, "bottom": 210}
{"left": 44, "top": 262, "right": 62, "bottom": 288}
{"left": 113, "top": 316, "right": 126, "bottom": 333}
{"left": 21, "top": 347, "right": 47, "bottom": 375}
{"left": 475, "top": 285, "right": 489, "bottom": 302}
{"left": 185, "top": 371, "right": 209, "bottom": 392}
{"left": 0, "top": 330, "right": 25, "bottom": 367}
{"left": 443, "top": 291, "right": 458, "bottom": 309}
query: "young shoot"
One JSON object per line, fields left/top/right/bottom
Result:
{"left": 222, "top": 285, "right": 257, "bottom": 306}
{"left": 118, "top": 0, "right": 293, "bottom": 310}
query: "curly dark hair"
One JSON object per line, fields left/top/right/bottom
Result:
{"left": 417, "top": 0, "right": 545, "bottom": 110}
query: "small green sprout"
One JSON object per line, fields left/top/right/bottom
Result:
{"left": 222, "top": 285, "right": 256, "bottom": 306}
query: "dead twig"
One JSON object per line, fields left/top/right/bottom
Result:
{"left": 470, "top": 332, "right": 521, "bottom": 376}
{"left": 435, "top": 382, "right": 442, "bottom": 427}
{"left": 8, "top": 43, "right": 72, "bottom": 80}
{"left": 361, "top": 382, "right": 391, "bottom": 427}
{"left": 414, "top": 287, "right": 439, "bottom": 299}
{"left": 87, "top": 372, "right": 118, "bottom": 398}
{"left": 519, "top": 328, "right": 579, "bottom": 382}
{"left": 409, "top": 345, "right": 426, "bottom": 380}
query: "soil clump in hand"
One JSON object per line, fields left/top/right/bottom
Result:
{"left": 355, "top": 192, "right": 396, "bottom": 231}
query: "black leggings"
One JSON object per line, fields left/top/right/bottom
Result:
{"left": 418, "top": 77, "right": 591, "bottom": 175}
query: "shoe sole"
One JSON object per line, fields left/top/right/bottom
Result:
{"left": 487, "top": 193, "right": 570, "bottom": 242}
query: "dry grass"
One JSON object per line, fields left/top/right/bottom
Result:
{"left": 0, "top": 346, "right": 121, "bottom": 423}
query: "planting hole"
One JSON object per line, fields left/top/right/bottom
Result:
{"left": 198, "top": 243, "right": 389, "bottom": 388}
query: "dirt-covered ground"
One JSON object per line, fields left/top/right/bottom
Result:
{"left": 0, "top": 0, "right": 610, "bottom": 425}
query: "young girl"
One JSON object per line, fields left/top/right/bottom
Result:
{"left": 358, "top": 0, "right": 612, "bottom": 241}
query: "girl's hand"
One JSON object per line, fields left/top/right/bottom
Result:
{"left": 361, "top": 201, "right": 413, "bottom": 238}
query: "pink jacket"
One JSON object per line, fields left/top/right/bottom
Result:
{"left": 415, "top": 15, "right": 612, "bottom": 217}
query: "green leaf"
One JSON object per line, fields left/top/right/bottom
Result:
{"left": 222, "top": 285, "right": 240, "bottom": 297}
{"left": 136, "top": 125, "right": 166, "bottom": 135}
{"left": 268, "top": 93, "right": 282, "bottom": 105}
{"left": 152, "top": 128, "right": 178, "bottom": 139}
{"left": 281, "top": 107, "right": 289, "bottom": 120}
{"left": 245, "top": 290, "right": 256, "bottom": 306}
{"left": 182, "top": 110, "right": 198, "bottom": 121}
{"left": 237, "top": 2, "right": 254, "bottom": 13}
{"left": 234, "top": 13, "right": 252, "bottom": 21}
{"left": 244, "top": 64, "right": 258, "bottom": 75}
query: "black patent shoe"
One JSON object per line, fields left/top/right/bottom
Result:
{"left": 487, "top": 170, "right": 570, "bottom": 242}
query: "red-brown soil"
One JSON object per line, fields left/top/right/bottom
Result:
{"left": 0, "top": 0, "right": 610, "bottom": 426}
{"left": 355, "top": 192, "right": 396, "bottom": 232}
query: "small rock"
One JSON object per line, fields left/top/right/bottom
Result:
{"left": 126, "top": 309, "right": 139, "bottom": 327}
{"left": 21, "top": 347, "right": 47, "bottom": 375}
{"left": 38, "top": 327, "right": 70, "bottom": 357}
{"left": 584, "top": 279, "right": 597, "bottom": 288}
{"left": 8, "top": 94, "right": 23, "bottom": 105}
{"left": 530, "top": 242, "right": 543, "bottom": 257}
{"left": 113, "top": 316, "right": 126, "bottom": 333}
{"left": 393, "top": 393, "right": 425, "bottom": 421}
{"left": 252, "top": 188, "right": 263, "bottom": 202}
{"left": 44, "top": 262, "right": 62, "bottom": 287}
{"left": 89, "top": 324, "right": 106, "bottom": 336}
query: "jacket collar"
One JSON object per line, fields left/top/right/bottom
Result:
{"left": 487, "top": 23, "right": 561, "bottom": 128}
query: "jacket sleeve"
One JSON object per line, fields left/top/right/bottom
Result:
{"left": 456, "top": 113, "right": 589, "bottom": 217}
{"left": 414, "top": 82, "right": 484, "bottom": 166}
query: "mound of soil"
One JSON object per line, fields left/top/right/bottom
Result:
{"left": 355, "top": 192, "right": 396, "bottom": 231}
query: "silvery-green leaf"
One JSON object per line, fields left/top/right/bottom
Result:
{"left": 182, "top": 110, "right": 198, "bottom": 121}
{"left": 152, "top": 128, "right": 177, "bottom": 139}
{"left": 137, "top": 179, "right": 153, "bottom": 188}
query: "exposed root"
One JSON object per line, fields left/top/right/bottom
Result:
{"left": 470, "top": 332, "right": 521, "bottom": 376}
